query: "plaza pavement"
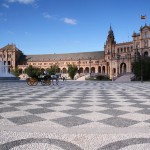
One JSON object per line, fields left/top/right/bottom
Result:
{"left": 0, "top": 80, "right": 150, "bottom": 150}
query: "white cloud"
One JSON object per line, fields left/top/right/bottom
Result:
{"left": 63, "top": 17, "right": 77, "bottom": 25}
{"left": 2, "top": 3, "right": 9, "bottom": 8}
{"left": 43, "top": 13, "right": 52, "bottom": 19}
{"left": 43, "top": 13, "right": 58, "bottom": 20}
{"left": 42, "top": 13, "right": 77, "bottom": 25}
{"left": 8, "top": 0, "right": 35, "bottom": 4}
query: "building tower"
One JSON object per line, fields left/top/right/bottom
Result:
{"left": 104, "top": 26, "right": 116, "bottom": 79}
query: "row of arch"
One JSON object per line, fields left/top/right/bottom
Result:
{"left": 18, "top": 63, "right": 129, "bottom": 77}
{"left": 117, "top": 46, "right": 133, "bottom": 53}
{"left": 20, "top": 66, "right": 107, "bottom": 74}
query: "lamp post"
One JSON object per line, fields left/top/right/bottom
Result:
{"left": 140, "top": 53, "right": 143, "bottom": 82}
{"left": 78, "top": 58, "right": 80, "bottom": 75}
{"left": 137, "top": 49, "right": 143, "bottom": 82}
{"left": 126, "top": 53, "right": 132, "bottom": 74}
{"left": 89, "top": 57, "right": 91, "bottom": 77}
{"left": 100, "top": 64, "right": 102, "bottom": 74}
{"left": 117, "top": 54, "right": 120, "bottom": 76}
{"left": 9, "top": 65, "right": 13, "bottom": 73}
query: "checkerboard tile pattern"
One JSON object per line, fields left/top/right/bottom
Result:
{"left": 1, "top": 81, "right": 150, "bottom": 150}
{"left": 0, "top": 81, "right": 150, "bottom": 128}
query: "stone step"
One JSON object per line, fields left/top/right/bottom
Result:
{"left": 115, "top": 73, "right": 134, "bottom": 82}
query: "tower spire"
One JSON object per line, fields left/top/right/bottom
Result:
{"left": 110, "top": 24, "right": 112, "bottom": 31}
{"left": 106, "top": 26, "right": 115, "bottom": 44}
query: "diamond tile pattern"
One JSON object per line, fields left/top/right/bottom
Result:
{"left": 51, "top": 116, "right": 91, "bottom": 127}
{"left": 67, "top": 103, "right": 92, "bottom": 108}
{"left": 9, "top": 102, "right": 31, "bottom": 107}
{"left": 0, "top": 107, "right": 19, "bottom": 113}
{"left": 100, "top": 104, "right": 121, "bottom": 108}
{"left": 0, "top": 81, "right": 150, "bottom": 128}
{"left": 38, "top": 103, "right": 60, "bottom": 108}
{"left": 99, "top": 117, "right": 139, "bottom": 127}
{"left": 61, "top": 109, "right": 91, "bottom": 115}
{"left": 26, "top": 108, "right": 55, "bottom": 114}
{"left": 8, "top": 115, "right": 45, "bottom": 125}
{"left": 99, "top": 109, "right": 129, "bottom": 116}
{"left": 135, "top": 109, "right": 150, "bottom": 115}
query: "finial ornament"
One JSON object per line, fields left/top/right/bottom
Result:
{"left": 110, "top": 24, "right": 112, "bottom": 30}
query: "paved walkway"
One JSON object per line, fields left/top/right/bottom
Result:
{"left": 0, "top": 81, "right": 150, "bottom": 150}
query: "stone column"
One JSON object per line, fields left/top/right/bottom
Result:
{"left": 110, "top": 60, "right": 113, "bottom": 79}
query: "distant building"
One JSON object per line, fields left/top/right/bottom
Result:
{"left": 0, "top": 24, "right": 150, "bottom": 79}
{"left": 0, "top": 44, "right": 23, "bottom": 72}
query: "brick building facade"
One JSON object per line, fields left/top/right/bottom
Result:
{"left": 0, "top": 25, "right": 150, "bottom": 79}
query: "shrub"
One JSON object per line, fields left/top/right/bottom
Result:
{"left": 67, "top": 64, "right": 78, "bottom": 80}
{"left": 11, "top": 68, "right": 22, "bottom": 77}
{"left": 26, "top": 65, "right": 40, "bottom": 78}
{"left": 96, "top": 75, "right": 110, "bottom": 80}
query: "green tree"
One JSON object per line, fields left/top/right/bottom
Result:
{"left": 67, "top": 64, "right": 78, "bottom": 80}
{"left": 26, "top": 65, "right": 40, "bottom": 78}
{"left": 11, "top": 68, "right": 22, "bottom": 77}
{"left": 132, "top": 57, "right": 150, "bottom": 81}
{"left": 47, "top": 65, "right": 59, "bottom": 75}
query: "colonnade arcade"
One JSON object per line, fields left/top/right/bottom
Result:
{"left": 19, "top": 65, "right": 108, "bottom": 75}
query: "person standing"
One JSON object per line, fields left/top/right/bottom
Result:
{"left": 62, "top": 76, "right": 65, "bottom": 81}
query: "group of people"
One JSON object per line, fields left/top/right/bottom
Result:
{"left": 43, "top": 70, "right": 65, "bottom": 85}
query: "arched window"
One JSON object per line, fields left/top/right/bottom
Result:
{"left": 102, "top": 66, "right": 105, "bottom": 74}
{"left": 121, "top": 48, "right": 123, "bottom": 53}
{"left": 57, "top": 68, "right": 61, "bottom": 73}
{"left": 98, "top": 66, "right": 101, "bottom": 73}
{"left": 120, "top": 63, "right": 127, "bottom": 74}
{"left": 113, "top": 68, "right": 116, "bottom": 74}
{"left": 79, "top": 67, "right": 83, "bottom": 73}
{"left": 124, "top": 47, "right": 126, "bottom": 53}
{"left": 62, "top": 68, "right": 67, "bottom": 73}
{"left": 144, "top": 51, "right": 148, "bottom": 57}
{"left": 91, "top": 67, "right": 95, "bottom": 73}
{"left": 84, "top": 67, "right": 89, "bottom": 73}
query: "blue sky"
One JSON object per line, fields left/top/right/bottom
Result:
{"left": 0, "top": 0, "right": 150, "bottom": 54}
